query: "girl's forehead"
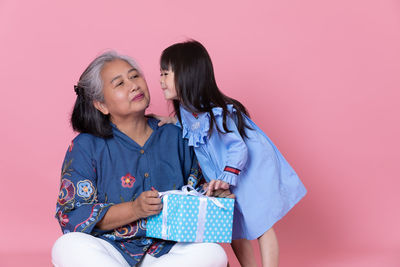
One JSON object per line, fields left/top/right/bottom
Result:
{"left": 161, "top": 65, "right": 172, "bottom": 71}
{"left": 160, "top": 60, "right": 173, "bottom": 70}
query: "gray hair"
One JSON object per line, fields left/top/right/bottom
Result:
{"left": 77, "top": 51, "right": 142, "bottom": 102}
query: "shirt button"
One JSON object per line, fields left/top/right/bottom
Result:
{"left": 144, "top": 173, "right": 149, "bottom": 178}
{"left": 140, "top": 149, "right": 145, "bottom": 154}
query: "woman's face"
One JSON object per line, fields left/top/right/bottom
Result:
{"left": 160, "top": 67, "right": 178, "bottom": 100}
{"left": 95, "top": 59, "right": 150, "bottom": 122}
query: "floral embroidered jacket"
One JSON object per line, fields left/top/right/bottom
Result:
{"left": 55, "top": 118, "right": 202, "bottom": 266}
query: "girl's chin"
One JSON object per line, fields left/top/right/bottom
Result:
{"left": 163, "top": 92, "right": 177, "bottom": 101}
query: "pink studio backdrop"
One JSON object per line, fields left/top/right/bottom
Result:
{"left": 1, "top": 0, "right": 399, "bottom": 266}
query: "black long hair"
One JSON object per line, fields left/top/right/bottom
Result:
{"left": 71, "top": 86, "right": 113, "bottom": 138}
{"left": 160, "top": 40, "right": 251, "bottom": 138}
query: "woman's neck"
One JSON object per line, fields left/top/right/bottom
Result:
{"left": 112, "top": 114, "right": 153, "bottom": 147}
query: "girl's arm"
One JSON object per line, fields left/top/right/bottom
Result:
{"left": 209, "top": 111, "right": 249, "bottom": 189}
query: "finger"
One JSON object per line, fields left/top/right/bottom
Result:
{"left": 148, "top": 205, "right": 163, "bottom": 215}
{"left": 226, "top": 193, "right": 235, "bottom": 199}
{"left": 145, "top": 197, "right": 162, "bottom": 205}
{"left": 212, "top": 189, "right": 224, "bottom": 197}
{"left": 213, "top": 189, "right": 231, "bottom": 198}
{"left": 220, "top": 190, "right": 231, "bottom": 198}
{"left": 143, "top": 190, "right": 160, "bottom": 198}
{"left": 147, "top": 203, "right": 163, "bottom": 211}
{"left": 206, "top": 181, "right": 215, "bottom": 196}
{"left": 216, "top": 181, "right": 229, "bottom": 190}
{"left": 214, "top": 180, "right": 221, "bottom": 191}
{"left": 214, "top": 180, "right": 220, "bottom": 191}
{"left": 222, "top": 182, "right": 229, "bottom": 190}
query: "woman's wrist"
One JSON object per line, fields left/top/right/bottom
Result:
{"left": 130, "top": 199, "right": 143, "bottom": 221}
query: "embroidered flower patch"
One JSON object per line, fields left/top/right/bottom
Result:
{"left": 121, "top": 173, "right": 135, "bottom": 188}
{"left": 77, "top": 180, "right": 95, "bottom": 198}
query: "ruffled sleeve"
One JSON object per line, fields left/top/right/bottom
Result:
{"left": 55, "top": 135, "right": 113, "bottom": 235}
{"left": 180, "top": 104, "right": 249, "bottom": 186}
{"left": 179, "top": 106, "right": 211, "bottom": 147}
{"left": 211, "top": 105, "right": 248, "bottom": 186}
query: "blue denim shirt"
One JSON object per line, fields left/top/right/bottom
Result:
{"left": 55, "top": 118, "right": 202, "bottom": 266}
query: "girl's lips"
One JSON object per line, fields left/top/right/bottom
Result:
{"left": 132, "top": 93, "right": 144, "bottom": 101}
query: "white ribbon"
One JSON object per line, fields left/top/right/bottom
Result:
{"left": 159, "top": 185, "right": 226, "bottom": 209}
{"left": 161, "top": 195, "right": 169, "bottom": 240}
{"left": 159, "top": 185, "right": 226, "bottom": 242}
{"left": 195, "top": 197, "right": 208, "bottom": 242}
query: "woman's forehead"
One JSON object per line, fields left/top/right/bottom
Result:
{"left": 101, "top": 59, "right": 136, "bottom": 79}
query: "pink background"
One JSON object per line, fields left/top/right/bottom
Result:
{"left": 1, "top": 0, "right": 399, "bottom": 266}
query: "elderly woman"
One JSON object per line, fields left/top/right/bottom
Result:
{"left": 52, "top": 51, "right": 231, "bottom": 267}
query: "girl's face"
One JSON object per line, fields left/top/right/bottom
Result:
{"left": 160, "top": 67, "right": 178, "bottom": 100}
{"left": 94, "top": 59, "right": 150, "bottom": 123}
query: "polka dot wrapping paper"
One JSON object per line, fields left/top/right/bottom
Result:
{"left": 146, "top": 194, "right": 234, "bottom": 243}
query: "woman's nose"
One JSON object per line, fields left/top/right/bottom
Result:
{"left": 130, "top": 81, "right": 139, "bottom": 91}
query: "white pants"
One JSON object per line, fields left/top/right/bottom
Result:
{"left": 52, "top": 232, "right": 228, "bottom": 267}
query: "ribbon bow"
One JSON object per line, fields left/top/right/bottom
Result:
{"left": 158, "top": 185, "right": 226, "bottom": 209}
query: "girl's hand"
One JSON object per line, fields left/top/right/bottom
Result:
{"left": 206, "top": 180, "right": 230, "bottom": 197}
{"left": 212, "top": 188, "right": 235, "bottom": 199}
{"left": 132, "top": 190, "right": 162, "bottom": 219}
{"left": 147, "top": 113, "right": 177, "bottom": 126}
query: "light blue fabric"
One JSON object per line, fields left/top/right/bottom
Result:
{"left": 179, "top": 105, "right": 307, "bottom": 240}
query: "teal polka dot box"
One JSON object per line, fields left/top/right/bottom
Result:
{"left": 146, "top": 186, "right": 235, "bottom": 243}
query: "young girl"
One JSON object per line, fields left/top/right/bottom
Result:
{"left": 158, "top": 40, "right": 307, "bottom": 267}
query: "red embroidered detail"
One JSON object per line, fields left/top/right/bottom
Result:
{"left": 68, "top": 140, "right": 74, "bottom": 152}
{"left": 115, "top": 221, "right": 139, "bottom": 238}
{"left": 148, "top": 242, "right": 164, "bottom": 255}
{"left": 224, "top": 166, "right": 241, "bottom": 175}
{"left": 74, "top": 204, "right": 102, "bottom": 232}
{"left": 192, "top": 112, "right": 199, "bottom": 119}
{"left": 57, "top": 210, "right": 69, "bottom": 226}
{"left": 58, "top": 179, "right": 75, "bottom": 205}
{"left": 121, "top": 173, "right": 135, "bottom": 188}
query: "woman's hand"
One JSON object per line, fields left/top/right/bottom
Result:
{"left": 96, "top": 190, "right": 162, "bottom": 231}
{"left": 132, "top": 190, "right": 163, "bottom": 219}
{"left": 206, "top": 180, "right": 230, "bottom": 197}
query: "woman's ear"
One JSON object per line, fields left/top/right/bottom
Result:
{"left": 93, "top": 100, "right": 110, "bottom": 115}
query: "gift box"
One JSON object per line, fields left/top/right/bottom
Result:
{"left": 146, "top": 186, "right": 234, "bottom": 243}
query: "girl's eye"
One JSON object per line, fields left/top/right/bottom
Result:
{"left": 129, "top": 74, "right": 139, "bottom": 79}
{"left": 116, "top": 81, "right": 124, "bottom": 87}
